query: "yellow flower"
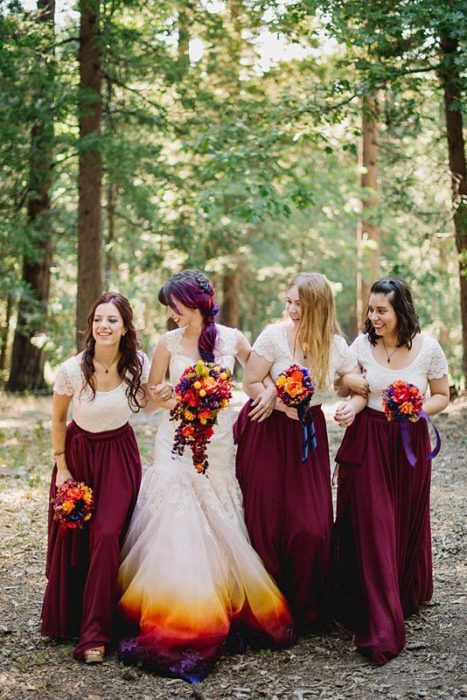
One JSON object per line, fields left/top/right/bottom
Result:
{"left": 193, "top": 381, "right": 202, "bottom": 390}
{"left": 199, "top": 389, "right": 207, "bottom": 397}
{"left": 184, "top": 409, "right": 195, "bottom": 421}
{"left": 276, "top": 376, "right": 286, "bottom": 387}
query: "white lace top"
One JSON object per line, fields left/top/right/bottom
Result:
{"left": 351, "top": 333, "right": 449, "bottom": 411}
{"left": 163, "top": 324, "right": 240, "bottom": 385}
{"left": 53, "top": 352, "right": 151, "bottom": 432}
{"left": 252, "top": 322, "right": 356, "bottom": 406}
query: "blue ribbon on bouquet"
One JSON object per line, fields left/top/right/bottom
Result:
{"left": 297, "top": 401, "right": 318, "bottom": 463}
{"left": 400, "top": 411, "right": 441, "bottom": 468}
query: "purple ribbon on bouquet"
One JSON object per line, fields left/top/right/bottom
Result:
{"left": 297, "top": 401, "right": 318, "bottom": 463}
{"left": 400, "top": 411, "right": 441, "bottom": 468}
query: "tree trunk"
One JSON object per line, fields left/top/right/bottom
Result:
{"left": 439, "top": 35, "right": 467, "bottom": 386}
{"left": 219, "top": 269, "right": 239, "bottom": 328}
{"left": 356, "top": 94, "right": 380, "bottom": 330}
{"left": 6, "top": 0, "right": 55, "bottom": 392}
{"left": 76, "top": 0, "right": 102, "bottom": 350}
{"left": 0, "top": 293, "right": 14, "bottom": 374}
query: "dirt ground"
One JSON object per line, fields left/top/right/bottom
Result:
{"left": 0, "top": 393, "right": 466, "bottom": 700}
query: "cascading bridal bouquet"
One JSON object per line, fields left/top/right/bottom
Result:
{"left": 171, "top": 359, "right": 233, "bottom": 475}
{"left": 52, "top": 479, "right": 94, "bottom": 530}
{"left": 382, "top": 379, "right": 441, "bottom": 467}
{"left": 275, "top": 364, "right": 317, "bottom": 462}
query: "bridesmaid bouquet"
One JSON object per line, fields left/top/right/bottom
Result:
{"left": 275, "top": 364, "right": 317, "bottom": 461}
{"left": 382, "top": 380, "right": 424, "bottom": 422}
{"left": 382, "top": 380, "right": 440, "bottom": 467}
{"left": 52, "top": 479, "right": 94, "bottom": 530}
{"left": 171, "top": 359, "right": 233, "bottom": 475}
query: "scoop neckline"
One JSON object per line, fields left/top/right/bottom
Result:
{"left": 366, "top": 333, "right": 426, "bottom": 371}
{"left": 72, "top": 355, "right": 125, "bottom": 393}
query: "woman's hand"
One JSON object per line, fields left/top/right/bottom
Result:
{"left": 55, "top": 465, "right": 73, "bottom": 487}
{"left": 276, "top": 399, "right": 299, "bottom": 421}
{"left": 343, "top": 373, "right": 369, "bottom": 397}
{"left": 333, "top": 401, "right": 356, "bottom": 428}
{"left": 248, "top": 385, "right": 277, "bottom": 422}
{"left": 149, "top": 383, "right": 174, "bottom": 403}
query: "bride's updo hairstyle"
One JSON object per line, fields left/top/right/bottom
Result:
{"left": 158, "top": 270, "right": 219, "bottom": 362}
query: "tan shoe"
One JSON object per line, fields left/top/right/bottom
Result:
{"left": 84, "top": 646, "right": 105, "bottom": 664}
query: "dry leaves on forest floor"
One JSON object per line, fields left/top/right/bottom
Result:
{"left": 0, "top": 394, "right": 466, "bottom": 700}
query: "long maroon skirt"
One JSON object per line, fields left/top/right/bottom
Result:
{"left": 333, "top": 407, "right": 433, "bottom": 665}
{"left": 234, "top": 402, "right": 332, "bottom": 629}
{"left": 41, "top": 420, "right": 142, "bottom": 659}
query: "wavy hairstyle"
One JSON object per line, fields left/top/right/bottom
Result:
{"left": 81, "top": 292, "right": 145, "bottom": 411}
{"left": 363, "top": 277, "right": 420, "bottom": 348}
{"left": 290, "top": 272, "right": 342, "bottom": 389}
{"left": 158, "top": 270, "right": 219, "bottom": 362}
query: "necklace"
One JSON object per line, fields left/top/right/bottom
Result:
{"left": 94, "top": 356, "right": 118, "bottom": 374}
{"left": 381, "top": 338, "right": 399, "bottom": 363}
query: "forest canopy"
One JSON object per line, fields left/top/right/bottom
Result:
{"left": 0, "top": 0, "right": 465, "bottom": 390}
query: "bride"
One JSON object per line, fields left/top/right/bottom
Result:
{"left": 117, "top": 270, "right": 293, "bottom": 682}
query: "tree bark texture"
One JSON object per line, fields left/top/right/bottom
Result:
{"left": 219, "top": 269, "right": 239, "bottom": 328}
{"left": 6, "top": 0, "right": 55, "bottom": 392}
{"left": 439, "top": 35, "right": 467, "bottom": 386}
{"left": 76, "top": 0, "right": 102, "bottom": 350}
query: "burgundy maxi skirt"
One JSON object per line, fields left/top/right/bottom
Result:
{"left": 333, "top": 407, "right": 433, "bottom": 665}
{"left": 234, "top": 402, "right": 332, "bottom": 629}
{"left": 41, "top": 420, "right": 142, "bottom": 659}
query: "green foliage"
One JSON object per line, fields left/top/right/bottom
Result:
{"left": 0, "top": 0, "right": 464, "bottom": 384}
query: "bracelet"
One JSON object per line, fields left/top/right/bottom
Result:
{"left": 54, "top": 450, "right": 66, "bottom": 457}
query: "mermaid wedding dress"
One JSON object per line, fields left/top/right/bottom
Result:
{"left": 117, "top": 324, "right": 293, "bottom": 681}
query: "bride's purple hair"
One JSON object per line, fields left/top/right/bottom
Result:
{"left": 158, "top": 270, "right": 219, "bottom": 362}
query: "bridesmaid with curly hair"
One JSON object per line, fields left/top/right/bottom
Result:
{"left": 41, "top": 292, "right": 170, "bottom": 663}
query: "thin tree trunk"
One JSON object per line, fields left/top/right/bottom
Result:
{"left": 6, "top": 0, "right": 55, "bottom": 392}
{"left": 103, "top": 78, "right": 116, "bottom": 288}
{"left": 439, "top": 35, "right": 467, "bottom": 385}
{"left": 219, "top": 269, "right": 239, "bottom": 328}
{"left": 76, "top": 0, "right": 102, "bottom": 350}
{"left": 0, "top": 293, "right": 14, "bottom": 373}
{"left": 356, "top": 94, "right": 380, "bottom": 329}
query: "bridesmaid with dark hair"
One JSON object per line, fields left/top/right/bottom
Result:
{"left": 41, "top": 292, "right": 170, "bottom": 663}
{"left": 333, "top": 278, "right": 449, "bottom": 665}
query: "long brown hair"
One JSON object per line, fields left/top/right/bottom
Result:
{"left": 81, "top": 292, "right": 145, "bottom": 411}
{"left": 290, "top": 272, "right": 342, "bottom": 389}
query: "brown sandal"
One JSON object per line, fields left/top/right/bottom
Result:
{"left": 84, "top": 646, "right": 105, "bottom": 664}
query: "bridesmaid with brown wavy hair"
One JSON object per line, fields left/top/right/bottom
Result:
{"left": 41, "top": 292, "right": 171, "bottom": 663}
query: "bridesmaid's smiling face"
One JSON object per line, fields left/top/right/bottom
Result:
{"left": 368, "top": 293, "right": 398, "bottom": 339}
{"left": 92, "top": 302, "right": 126, "bottom": 347}
{"left": 285, "top": 285, "right": 301, "bottom": 323}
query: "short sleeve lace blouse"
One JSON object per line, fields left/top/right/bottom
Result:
{"left": 350, "top": 333, "right": 449, "bottom": 411}
{"left": 253, "top": 322, "right": 355, "bottom": 406}
{"left": 53, "top": 351, "right": 151, "bottom": 432}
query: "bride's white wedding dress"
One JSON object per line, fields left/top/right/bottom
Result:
{"left": 117, "top": 324, "right": 292, "bottom": 681}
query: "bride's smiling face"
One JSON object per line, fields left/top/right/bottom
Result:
{"left": 167, "top": 300, "right": 199, "bottom": 327}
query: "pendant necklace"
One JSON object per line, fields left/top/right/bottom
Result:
{"left": 382, "top": 338, "right": 399, "bottom": 363}
{"left": 94, "top": 357, "right": 118, "bottom": 374}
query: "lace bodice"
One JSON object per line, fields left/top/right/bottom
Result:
{"left": 252, "top": 322, "right": 355, "bottom": 406}
{"left": 163, "top": 324, "right": 240, "bottom": 385}
{"left": 351, "top": 333, "right": 449, "bottom": 411}
{"left": 136, "top": 323, "right": 244, "bottom": 518}
{"left": 53, "top": 352, "right": 151, "bottom": 432}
